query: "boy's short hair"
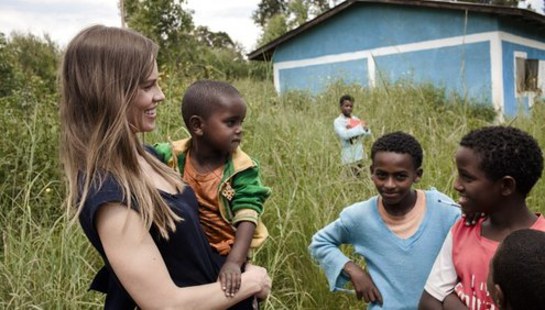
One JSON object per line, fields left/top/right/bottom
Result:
{"left": 459, "top": 126, "right": 543, "bottom": 195}
{"left": 339, "top": 94, "right": 354, "bottom": 106}
{"left": 492, "top": 229, "right": 545, "bottom": 309}
{"left": 181, "top": 80, "right": 242, "bottom": 127}
{"left": 371, "top": 131, "right": 423, "bottom": 169}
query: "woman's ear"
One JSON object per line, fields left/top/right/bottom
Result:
{"left": 188, "top": 115, "right": 204, "bottom": 136}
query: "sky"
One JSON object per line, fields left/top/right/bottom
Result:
{"left": 0, "top": 0, "right": 543, "bottom": 53}
{"left": 0, "top": 0, "right": 262, "bottom": 52}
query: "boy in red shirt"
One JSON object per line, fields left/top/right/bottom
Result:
{"left": 419, "top": 126, "right": 545, "bottom": 310}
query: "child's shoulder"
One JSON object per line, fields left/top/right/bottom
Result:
{"left": 423, "top": 188, "right": 461, "bottom": 215}
{"left": 424, "top": 187, "right": 453, "bottom": 203}
{"left": 340, "top": 196, "right": 379, "bottom": 217}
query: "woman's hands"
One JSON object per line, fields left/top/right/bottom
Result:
{"left": 344, "top": 261, "right": 383, "bottom": 306}
{"left": 243, "top": 264, "right": 271, "bottom": 300}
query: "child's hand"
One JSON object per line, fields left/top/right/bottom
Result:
{"left": 344, "top": 261, "right": 383, "bottom": 306}
{"left": 462, "top": 212, "right": 486, "bottom": 226}
{"left": 219, "top": 261, "right": 242, "bottom": 297}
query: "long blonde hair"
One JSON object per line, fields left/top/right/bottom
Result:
{"left": 60, "top": 25, "right": 183, "bottom": 238}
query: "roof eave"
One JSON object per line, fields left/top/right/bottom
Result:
{"left": 247, "top": 0, "right": 545, "bottom": 61}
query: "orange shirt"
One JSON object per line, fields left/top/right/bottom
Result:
{"left": 378, "top": 189, "right": 426, "bottom": 239}
{"left": 183, "top": 152, "right": 235, "bottom": 255}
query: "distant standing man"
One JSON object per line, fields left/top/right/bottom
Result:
{"left": 334, "top": 94, "right": 371, "bottom": 176}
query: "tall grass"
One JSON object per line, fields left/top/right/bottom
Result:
{"left": 1, "top": 78, "right": 544, "bottom": 309}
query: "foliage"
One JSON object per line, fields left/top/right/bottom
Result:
{"left": 195, "top": 26, "right": 236, "bottom": 49}
{"left": 123, "top": 0, "right": 195, "bottom": 66}
{"left": 122, "top": 0, "right": 268, "bottom": 81}
{"left": 257, "top": 14, "right": 289, "bottom": 46}
{"left": 0, "top": 24, "right": 540, "bottom": 310}
{"left": 3, "top": 51, "right": 545, "bottom": 308}
{"left": 252, "top": 0, "right": 288, "bottom": 28}
{"left": 253, "top": 0, "right": 339, "bottom": 46}
{"left": 0, "top": 32, "right": 60, "bottom": 96}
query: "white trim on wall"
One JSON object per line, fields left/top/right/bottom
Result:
{"left": 274, "top": 32, "right": 496, "bottom": 71}
{"left": 490, "top": 32, "right": 504, "bottom": 115}
{"left": 273, "top": 31, "right": 545, "bottom": 112}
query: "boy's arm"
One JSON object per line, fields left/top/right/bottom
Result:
{"left": 443, "top": 293, "right": 468, "bottom": 310}
{"left": 219, "top": 221, "right": 256, "bottom": 297}
{"left": 308, "top": 214, "right": 353, "bottom": 291}
{"left": 344, "top": 261, "right": 383, "bottom": 305}
{"left": 334, "top": 118, "right": 367, "bottom": 140}
{"left": 230, "top": 165, "right": 271, "bottom": 221}
{"left": 419, "top": 291, "right": 444, "bottom": 309}
{"left": 153, "top": 142, "right": 175, "bottom": 167}
{"left": 419, "top": 231, "right": 459, "bottom": 309}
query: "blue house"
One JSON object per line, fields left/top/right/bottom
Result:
{"left": 248, "top": 0, "right": 545, "bottom": 116}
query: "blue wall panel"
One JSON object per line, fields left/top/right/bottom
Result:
{"left": 373, "top": 42, "right": 491, "bottom": 102}
{"left": 278, "top": 59, "right": 368, "bottom": 94}
{"left": 501, "top": 41, "right": 545, "bottom": 115}
{"left": 274, "top": 4, "right": 498, "bottom": 62}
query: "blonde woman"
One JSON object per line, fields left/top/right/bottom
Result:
{"left": 59, "top": 25, "right": 270, "bottom": 309}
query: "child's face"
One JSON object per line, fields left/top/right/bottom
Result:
{"left": 340, "top": 100, "right": 353, "bottom": 117}
{"left": 370, "top": 151, "right": 422, "bottom": 208}
{"left": 201, "top": 95, "right": 247, "bottom": 155}
{"left": 453, "top": 146, "right": 501, "bottom": 215}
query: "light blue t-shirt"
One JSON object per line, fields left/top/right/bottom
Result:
{"left": 309, "top": 189, "right": 460, "bottom": 309}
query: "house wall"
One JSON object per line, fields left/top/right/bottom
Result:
{"left": 273, "top": 4, "right": 498, "bottom": 62}
{"left": 279, "top": 59, "right": 368, "bottom": 94}
{"left": 271, "top": 3, "right": 545, "bottom": 116}
{"left": 501, "top": 40, "right": 545, "bottom": 115}
{"left": 498, "top": 20, "right": 545, "bottom": 115}
{"left": 373, "top": 42, "right": 491, "bottom": 102}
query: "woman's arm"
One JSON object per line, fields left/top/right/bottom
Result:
{"left": 96, "top": 202, "right": 270, "bottom": 309}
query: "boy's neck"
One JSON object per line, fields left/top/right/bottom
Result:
{"left": 189, "top": 144, "right": 228, "bottom": 174}
{"left": 382, "top": 189, "right": 418, "bottom": 217}
{"left": 482, "top": 198, "right": 538, "bottom": 241}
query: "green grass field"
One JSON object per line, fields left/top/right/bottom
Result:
{"left": 1, "top": 78, "right": 544, "bottom": 309}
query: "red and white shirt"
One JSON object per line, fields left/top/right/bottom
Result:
{"left": 424, "top": 215, "right": 545, "bottom": 310}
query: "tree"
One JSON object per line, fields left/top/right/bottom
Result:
{"left": 122, "top": 0, "right": 195, "bottom": 66}
{"left": 252, "top": 0, "right": 288, "bottom": 28}
{"left": 121, "top": 0, "right": 262, "bottom": 80}
{"left": 194, "top": 26, "right": 236, "bottom": 49}
{"left": 257, "top": 14, "right": 289, "bottom": 46}
{"left": 253, "top": 0, "right": 339, "bottom": 46}
{"left": 0, "top": 32, "right": 59, "bottom": 97}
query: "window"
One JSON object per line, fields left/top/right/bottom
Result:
{"left": 516, "top": 57, "right": 539, "bottom": 93}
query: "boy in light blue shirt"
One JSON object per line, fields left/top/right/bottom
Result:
{"left": 309, "top": 132, "right": 460, "bottom": 309}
